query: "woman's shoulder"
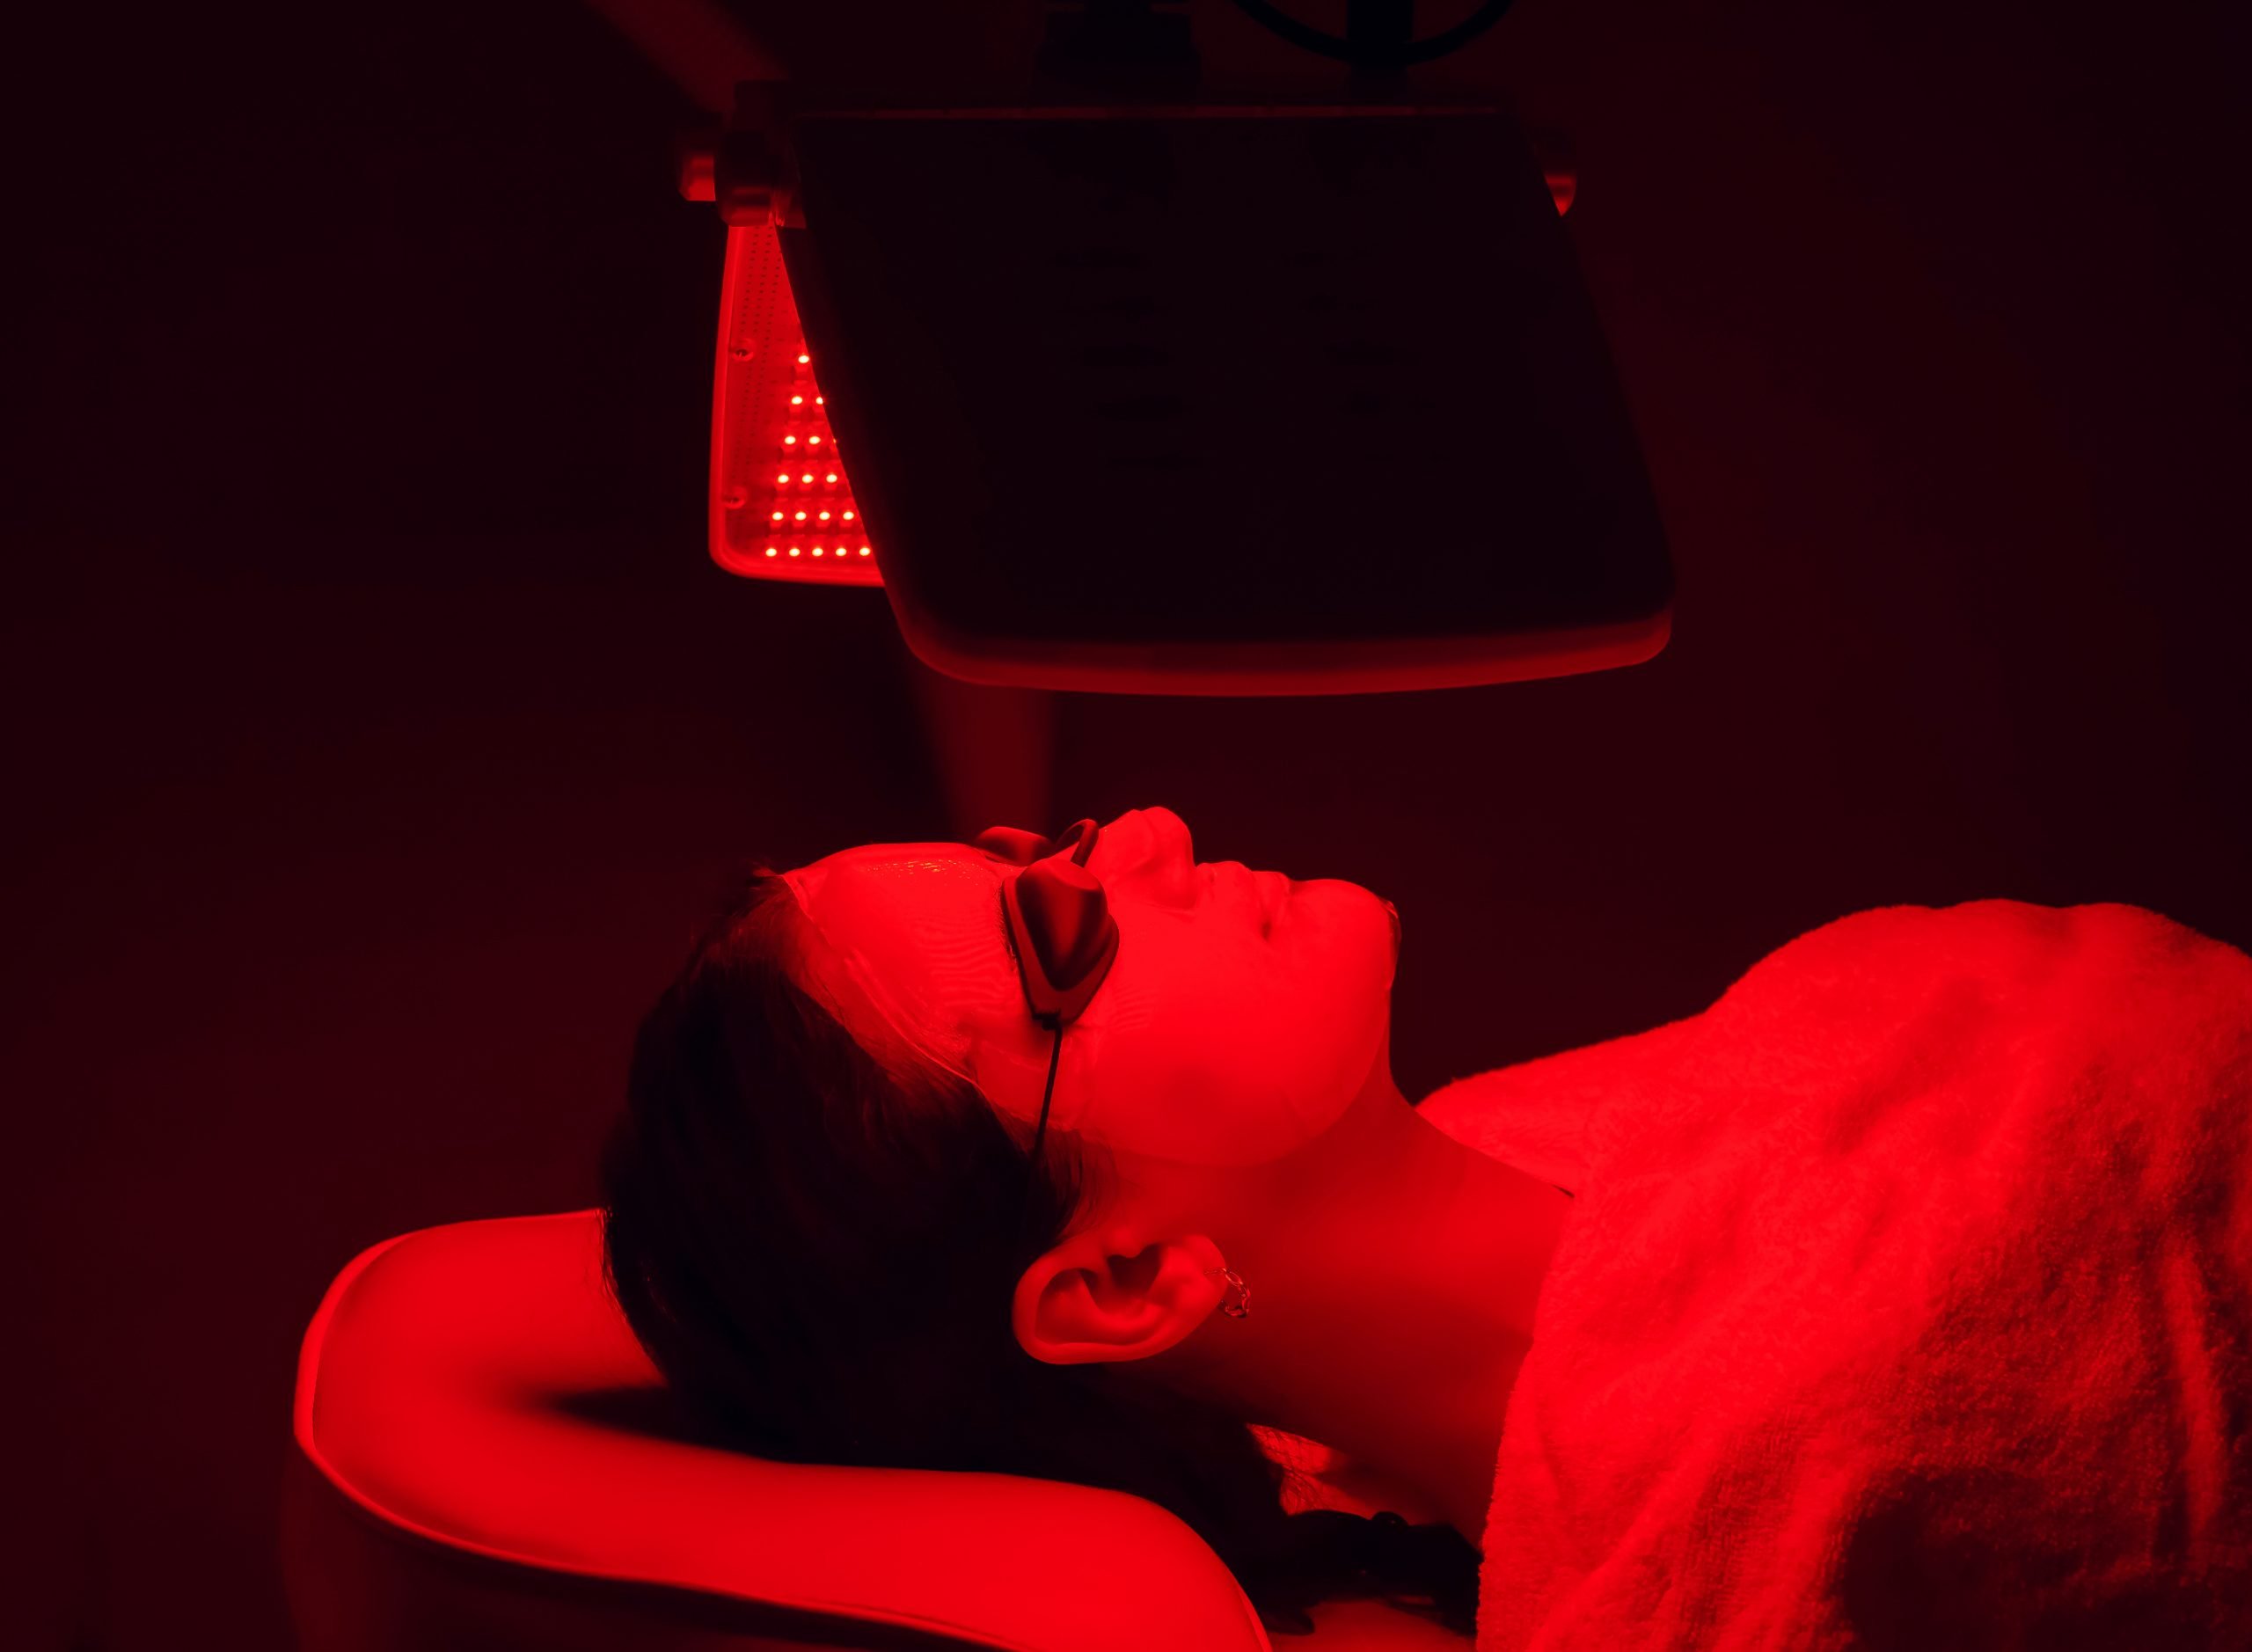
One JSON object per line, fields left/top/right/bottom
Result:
{"left": 1417, "top": 902, "right": 2248, "bottom": 1184}
{"left": 1715, "top": 899, "right": 2247, "bottom": 1022}
{"left": 1755, "top": 897, "right": 2216, "bottom": 961}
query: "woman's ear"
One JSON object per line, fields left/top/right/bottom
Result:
{"left": 1012, "top": 1224, "right": 1231, "bottom": 1365}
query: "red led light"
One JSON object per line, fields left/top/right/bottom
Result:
{"left": 709, "top": 226, "right": 881, "bottom": 585}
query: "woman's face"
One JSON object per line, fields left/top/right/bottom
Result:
{"left": 782, "top": 806, "right": 1400, "bottom": 1166}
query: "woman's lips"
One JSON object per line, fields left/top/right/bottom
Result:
{"left": 1210, "top": 862, "right": 1285, "bottom": 933}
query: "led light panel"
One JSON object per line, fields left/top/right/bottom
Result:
{"left": 709, "top": 223, "right": 880, "bottom": 585}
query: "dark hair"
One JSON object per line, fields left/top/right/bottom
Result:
{"left": 598, "top": 866, "right": 1479, "bottom": 1636}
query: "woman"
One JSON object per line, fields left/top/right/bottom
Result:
{"left": 601, "top": 806, "right": 2252, "bottom": 1645}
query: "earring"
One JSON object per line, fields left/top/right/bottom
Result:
{"left": 1205, "top": 1266, "right": 1252, "bottom": 1319}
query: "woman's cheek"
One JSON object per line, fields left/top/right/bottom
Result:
{"left": 1006, "top": 890, "right": 1393, "bottom": 1166}
{"left": 1269, "top": 895, "right": 1396, "bottom": 1129}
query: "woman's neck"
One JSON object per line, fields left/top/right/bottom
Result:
{"left": 1154, "top": 1075, "right": 1572, "bottom": 1546}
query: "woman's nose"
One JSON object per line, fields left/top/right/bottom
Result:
{"left": 1100, "top": 808, "right": 1198, "bottom": 902}
{"left": 1122, "top": 807, "right": 1194, "bottom": 870}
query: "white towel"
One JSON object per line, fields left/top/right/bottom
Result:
{"left": 1420, "top": 901, "right": 2252, "bottom": 1649}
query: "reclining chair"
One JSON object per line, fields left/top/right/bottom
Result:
{"left": 283, "top": 1210, "right": 1474, "bottom": 1650}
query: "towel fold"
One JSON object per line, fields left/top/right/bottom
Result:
{"left": 1420, "top": 901, "right": 2252, "bottom": 1649}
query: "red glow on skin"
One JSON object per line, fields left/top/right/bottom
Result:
{"left": 786, "top": 806, "right": 1399, "bottom": 1167}
{"left": 288, "top": 804, "right": 1512, "bottom": 1647}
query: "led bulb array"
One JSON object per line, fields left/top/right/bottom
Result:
{"left": 757, "top": 350, "right": 872, "bottom": 562}
{"left": 711, "top": 226, "right": 881, "bottom": 584}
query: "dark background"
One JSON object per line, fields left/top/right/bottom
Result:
{"left": 4, "top": 2, "right": 2244, "bottom": 1646}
